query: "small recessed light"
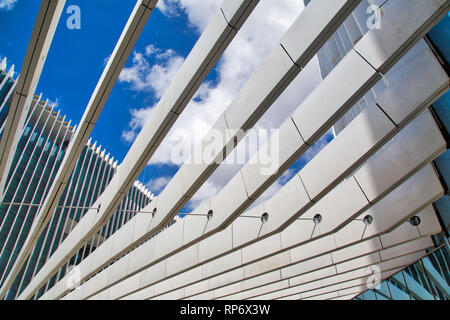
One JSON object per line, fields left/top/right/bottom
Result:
{"left": 410, "top": 216, "right": 421, "bottom": 227}
{"left": 313, "top": 214, "right": 322, "bottom": 225}
{"left": 363, "top": 215, "right": 373, "bottom": 226}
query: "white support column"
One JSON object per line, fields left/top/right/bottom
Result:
{"left": 0, "top": 57, "right": 7, "bottom": 72}
{"left": 0, "top": 63, "right": 14, "bottom": 93}
{"left": 0, "top": 0, "right": 66, "bottom": 195}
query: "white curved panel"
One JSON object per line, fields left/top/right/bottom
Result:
{"left": 22, "top": 0, "right": 261, "bottom": 300}
{"left": 94, "top": 118, "right": 445, "bottom": 300}
{"left": 38, "top": 0, "right": 362, "bottom": 300}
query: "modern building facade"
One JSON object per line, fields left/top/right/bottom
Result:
{"left": 308, "top": 0, "right": 450, "bottom": 300}
{"left": 0, "top": 60, "right": 155, "bottom": 299}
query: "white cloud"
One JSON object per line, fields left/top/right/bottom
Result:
{"left": 48, "top": 98, "right": 60, "bottom": 108}
{"left": 146, "top": 176, "right": 171, "bottom": 193}
{"left": 121, "top": 105, "right": 155, "bottom": 143}
{"left": 122, "top": 0, "right": 324, "bottom": 209}
{"left": 155, "top": 0, "right": 178, "bottom": 18}
{"left": 145, "top": 44, "right": 157, "bottom": 56}
{"left": 0, "top": 0, "right": 17, "bottom": 11}
{"left": 103, "top": 54, "right": 111, "bottom": 66}
{"left": 121, "top": 130, "right": 136, "bottom": 144}
{"left": 157, "top": 0, "right": 222, "bottom": 32}
{"left": 119, "top": 47, "right": 185, "bottom": 142}
{"left": 118, "top": 47, "right": 184, "bottom": 98}
{"left": 189, "top": 180, "right": 221, "bottom": 209}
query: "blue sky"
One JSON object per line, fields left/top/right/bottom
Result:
{"left": 0, "top": 0, "right": 331, "bottom": 211}
{"left": 0, "top": 0, "right": 200, "bottom": 163}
